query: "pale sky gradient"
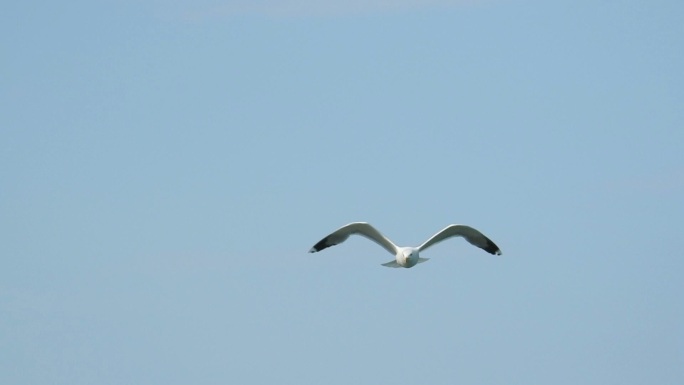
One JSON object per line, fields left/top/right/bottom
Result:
{"left": 177, "top": 0, "right": 484, "bottom": 19}
{"left": 2, "top": 1, "right": 683, "bottom": 384}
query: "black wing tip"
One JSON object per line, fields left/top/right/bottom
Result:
{"left": 484, "top": 238, "right": 502, "bottom": 255}
{"left": 309, "top": 237, "right": 331, "bottom": 253}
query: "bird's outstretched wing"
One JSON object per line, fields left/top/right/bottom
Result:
{"left": 309, "top": 222, "right": 399, "bottom": 256}
{"left": 418, "top": 224, "right": 502, "bottom": 255}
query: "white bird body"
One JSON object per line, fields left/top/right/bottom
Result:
{"left": 309, "top": 222, "right": 501, "bottom": 268}
{"left": 381, "top": 247, "right": 427, "bottom": 268}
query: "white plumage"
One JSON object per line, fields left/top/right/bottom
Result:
{"left": 309, "top": 222, "right": 502, "bottom": 268}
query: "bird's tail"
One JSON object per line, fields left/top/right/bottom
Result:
{"left": 381, "top": 260, "right": 402, "bottom": 268}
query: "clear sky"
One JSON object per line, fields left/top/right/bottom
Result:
{"left": 2, "top": 1, "right": 683, "bottom": 384}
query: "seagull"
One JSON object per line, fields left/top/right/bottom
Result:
{"left": 309, "top": 222, "right": 501, "bottom": 268}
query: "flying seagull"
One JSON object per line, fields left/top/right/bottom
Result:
{"left": 309, "top": 222, "right": 501, "bottom": 268}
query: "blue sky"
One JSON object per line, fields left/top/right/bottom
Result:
{"left": 2, "top": 0, "right": 683, "bottom": 384}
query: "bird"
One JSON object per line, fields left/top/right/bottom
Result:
{"left": 309, "top": 222, "right": 501, "bottom": 268}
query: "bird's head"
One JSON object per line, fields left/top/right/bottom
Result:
{"left": 402, "top": 249, "right": 416, "bottom": 261}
